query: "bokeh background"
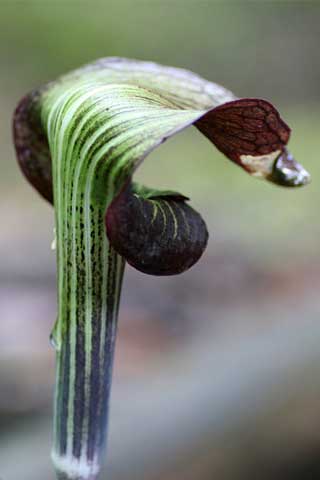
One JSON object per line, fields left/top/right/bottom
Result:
{"left": 0, "top": 1, "right": 319, "bottom": 479}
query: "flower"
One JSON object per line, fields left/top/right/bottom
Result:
{"left": 12, "top": 58, "right": 310, "bottom": 480}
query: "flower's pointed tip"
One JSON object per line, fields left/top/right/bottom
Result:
{"left": 196, "top": 97, "right": 311, "bottom": 188}
{"left": 268, "top": 148, "right": 311, "bottom": 187}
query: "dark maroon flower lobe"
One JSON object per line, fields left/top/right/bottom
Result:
{"left": 196, "top": 98, "right": 310, "bottom": 186}
{"left": 106, "top": 183, "right": 208, "bottom": 276}
{"left": 196, "top": 98, "right": 291, "bottom": 173}
{"left": 13, "top": 90, "right": 53, "bottom": 203}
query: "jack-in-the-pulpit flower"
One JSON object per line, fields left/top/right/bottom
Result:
{"left": 13, "top": 57, "right": 310, "bottom": 480}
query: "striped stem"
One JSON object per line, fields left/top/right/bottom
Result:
{"left": 42, "top": 85, "right": 126, "bottom": 479}
{"left": 52, "top": 239, "right": 124, "bottom": 480}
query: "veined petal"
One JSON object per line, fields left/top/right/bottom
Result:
{"left": 13, "top": 58, "right": 309, "bottom": 206}
{"left": 196, "top": 98, "right": 310, "bottom": 185}
{"left": 13, "top": 57, "right": 234, "bottom": 204}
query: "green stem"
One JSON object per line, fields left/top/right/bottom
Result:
{"left": 41, "top": 85, "right": 126, "bottom": 479}
{"left": 52, "top": 240, "right": 124, "bottom": 480}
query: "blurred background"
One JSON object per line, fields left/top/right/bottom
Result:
{"left": 0, "top": 1, "right": 319, "bottom": 479}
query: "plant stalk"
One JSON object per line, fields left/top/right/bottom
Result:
{"left": 51, "top": 240, "right": 124, "bottom": 480}
{"left": 41, "top": 85, "right": 125, "bottom": 479}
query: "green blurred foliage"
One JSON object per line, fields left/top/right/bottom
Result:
{"left": 1, "top": 1, "right": 319, "bottom": 102}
